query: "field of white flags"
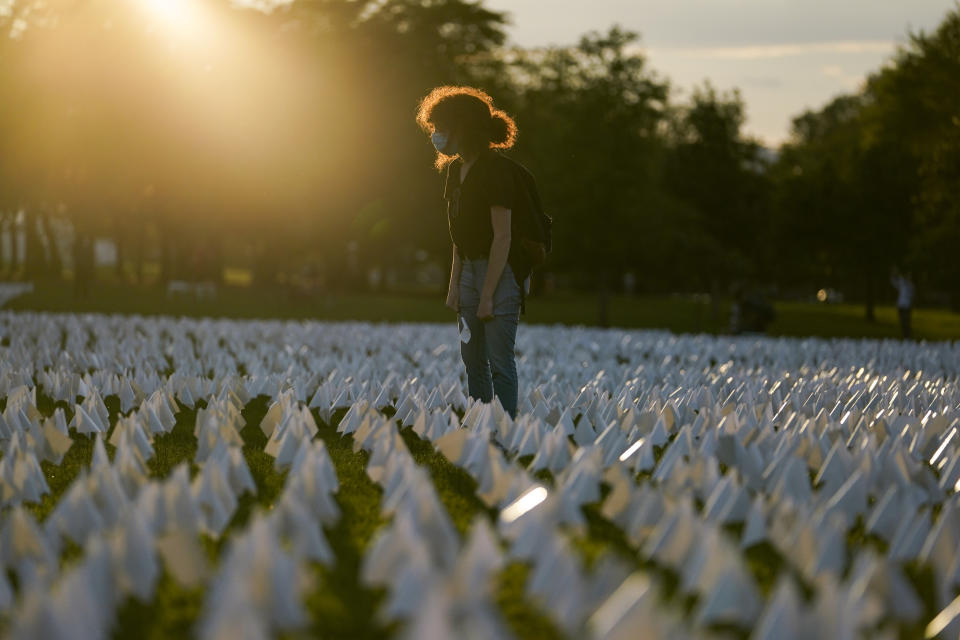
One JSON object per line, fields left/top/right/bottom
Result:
{"left": 2, "top": 310, "right": 960, "bottom": 640}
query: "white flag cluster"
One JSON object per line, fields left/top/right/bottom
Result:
{"left": 1, "top": 310, "right": 960, "bottom": 639}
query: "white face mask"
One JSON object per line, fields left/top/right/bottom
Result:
{"left": 431, "top": 130, "right": 455, "bottom": 154}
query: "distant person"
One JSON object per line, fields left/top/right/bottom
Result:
{"left": 890, "top": 267, "right": 915, "bottom": 339}
{"left": 729, "top": 286, "right": 742, "bottom": 335}
{"left": 416, "top": 85, "right": 527, "bottom": 420}
{"left": 730, "top": 283, "right": 775, "bottom": 335}
{"left": 623, "top": 271, "right": 636, "bottom": 295}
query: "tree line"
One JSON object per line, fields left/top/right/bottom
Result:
{"left": 1, "top": 1, "right": 958, "bottom": 321}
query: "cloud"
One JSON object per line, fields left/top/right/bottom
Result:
{"left": 650, "top": 40, "right": 895, "bottom": 60}
{"left": 740, "top": 76, "right": 783, "bottom": 89}
{"left": 820, "top": 64, "right": 864, "bottom": 87}
{"left": 821, "top": 65, "right": 845, "bottom": 77}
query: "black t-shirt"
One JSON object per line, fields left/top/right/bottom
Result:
{"left": 443, "top": 150, "right": 517, "bottom": 261}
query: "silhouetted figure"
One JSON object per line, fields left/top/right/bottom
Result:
{"left": 623, "top": 271, "right": 636, "bottom": 295}
{"left": 730, "top": 283, "right": 775, "bottom": 335}
{"left": 417, "top": 86, "right": 525, "bottom": 420}
{"left": 890, "top": 267, "right": 915, "bottom": 339}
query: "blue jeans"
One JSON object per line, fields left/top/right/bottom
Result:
{"left": 457, "top": 257, "right": 521, "bottom": 420}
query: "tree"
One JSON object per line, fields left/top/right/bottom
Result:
{"left": 663, "top": 83, "right": 772, "bottom": 319}
{"left": 505, "top": 26, "right": 669, "bottom": 325}
{"left": 870, "top": 8, "right": 960, "bottom": 306}
{"left": 0, "top": 0, "right": 511, "bottom": 287}
{"left": 770, "top": 95, "right": 866, "bottom": 299}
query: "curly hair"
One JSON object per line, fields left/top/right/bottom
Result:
{"left": 416, "top": 85, "right": 518, "bottom": 170}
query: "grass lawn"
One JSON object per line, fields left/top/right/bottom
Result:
{"left": 21, "top": 393, "right": 569, "bottom": 639}
{"left": 18, "top": 392, "right": 934, "bottom": 640}
{"left": 6, "top": 277, "right": 960, "bottom": 341}
{"left": 4, "top": 292, "right": 947, "bottom": 639}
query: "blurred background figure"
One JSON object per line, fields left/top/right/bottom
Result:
{"left": 623, "top": 271, "right": 636, "bottom": 296}
{"left": 890, "top": 267, "right": 915, "bottom": 339}
{"left": 729, "top": 282, "right": 776, "bottom": 335}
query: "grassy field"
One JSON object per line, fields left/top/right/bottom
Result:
{"left": 4, "top": 289, "right": 948, "bottom": 638}
{"left": 6, "top": 277, "right": 960, "bottom": 341}
{"left": 21, "top": 392, "right": 571, "bottom": 639}
{"left": 17, "top": 392, "right": 934, "bottom": 640}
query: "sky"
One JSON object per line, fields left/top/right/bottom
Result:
{"left": 482, "top": 0, "right": 957, "bottom": 147}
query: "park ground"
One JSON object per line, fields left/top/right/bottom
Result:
{"left": 5, "top": 277, "right": 960, "bottom": 342}
{"left": 1, "top": 282, "right": 949, "bottom": 639}
{"left": 15, "top": 393, "right": 938, "bottom": 640}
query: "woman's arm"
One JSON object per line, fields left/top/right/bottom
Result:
{"left": 446, "top": 244, "right": 462, "bottom": 310}
{"left": 478, "top": 205, "right": 511, "bottom": 317}
{"left": 449, "top": 244, "right": 463, "bottom": 289}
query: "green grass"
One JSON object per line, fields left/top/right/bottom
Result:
{"left": 5, "top": 381, "right": 947, "bottom": 640}
{"left": 294, "top": 408, "right": 396, "bottom": 640}
{"left": 395, "top": 421, "right": 567, "bottom": 640}
{"left": 29, "top": 393, "right": 211, "bottom": 640}
{"left": 11, "top": 394, "right": 577, "bottom": 639}
{"left": 767, "top": 301, "right": 960, "bottom": 341}
{"left": 7, "top": 277, "right": 960, "bottom": 340}
{"left": 5, "top": 303, "right": 957, "bottom": 638}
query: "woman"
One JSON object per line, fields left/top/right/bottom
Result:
{"left": 416, "top": 86, "right": 524, "bottom": 420}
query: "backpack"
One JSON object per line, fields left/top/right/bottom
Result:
{"left": 502, "top": 156, "right": 552, "bottom": 315}
{"left": 504, "top": 157, "right": 552, "bottom": 272}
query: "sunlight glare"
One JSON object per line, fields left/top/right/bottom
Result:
{"left": 500, "top": 486, "right": 548, "bottom": 523}
{"left": 619, "top": 438, "right": 645, "bottom": 462}
{"left": 926, "top": 593, "right": 960, "bottom": 638}
{"left": 230, "top": 0, "right": 295, "bottom": 12}
{"left": 142, "top": 0, "right": 202, "bottom": 36}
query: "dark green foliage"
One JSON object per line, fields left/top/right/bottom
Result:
{"left": 772, "top": 7, "right": 960, "bottom": 315}
{"left": 663, "top": 83, "right": 773, "bottom": 293}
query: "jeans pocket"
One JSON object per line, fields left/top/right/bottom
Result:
{"left": 458, "top": 265, "right": 478, "bottom": 309}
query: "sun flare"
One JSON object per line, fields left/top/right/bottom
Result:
{"left": 142, "top": 0, "right": 201, "bottom": 34}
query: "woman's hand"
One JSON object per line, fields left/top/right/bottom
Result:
{"left": 477, "top": 294, "right": 494, "bottom": 320}
{"left": 445, "top": 287, "right": 459, "bottom": 312}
